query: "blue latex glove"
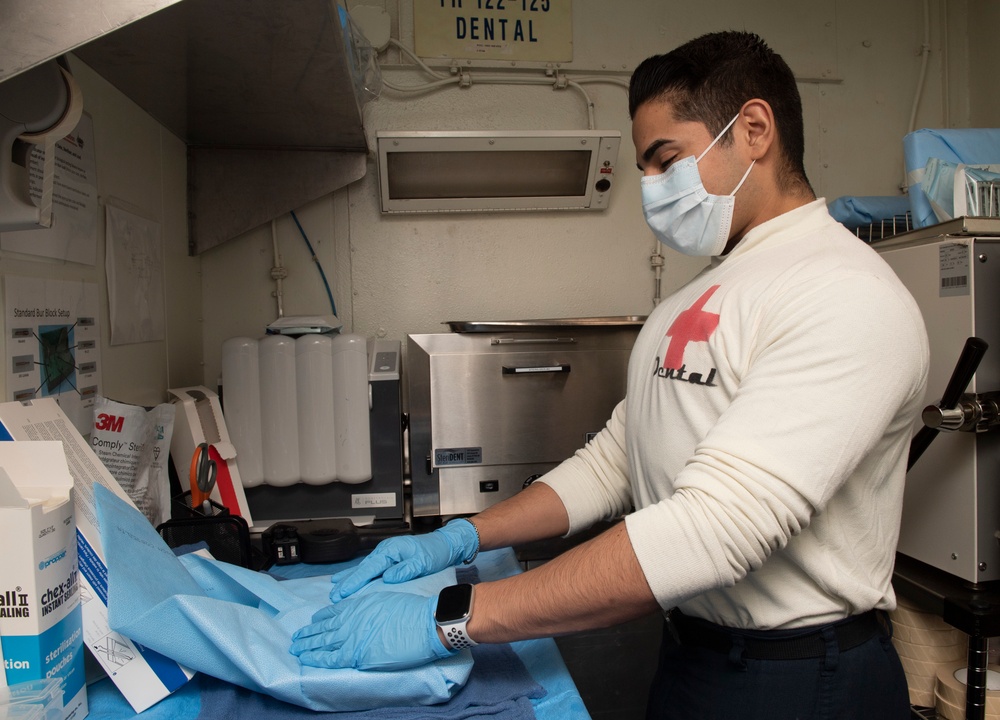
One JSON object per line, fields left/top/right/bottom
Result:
{"left": 330, "top": 519, "right": 479, "bottom": 603}
{"left": 289, "top": 591, "right": 454, "bottom": 671}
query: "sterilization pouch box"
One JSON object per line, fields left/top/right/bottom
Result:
{"left": 0, "top": 442, "right": 86, "bottom": 720}
{"left": 0, "top": 398, "right": 195, "bottom": 713}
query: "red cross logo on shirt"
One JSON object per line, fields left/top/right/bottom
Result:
{"left": 662, "top": 285, "right": 721, "bottom": 369}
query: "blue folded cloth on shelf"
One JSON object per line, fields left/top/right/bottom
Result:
{"left": 828, "top": 195, "right": 911, "bottom": 228}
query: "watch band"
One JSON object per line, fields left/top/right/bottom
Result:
{"left": 440, "top": 619, "right": 478, "bottom": 651}
{"left": 436, "top": 583, "right": 478, "bottom": 651}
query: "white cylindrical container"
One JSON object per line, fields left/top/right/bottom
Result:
{"left": 258, "top": 334, "right": 300, "bottom": 487}
{"left": 331, "top": 333, "right": 371, "bottom": 483}
{"left": 296, "top": 335, "right": 337, "bottom": 485}
{"left": 220, "top": 336, "right": 264, "bottom": 488}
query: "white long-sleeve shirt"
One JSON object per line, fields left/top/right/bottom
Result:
{"left": 539, "top": 199, "right": 929, "bottom": 630}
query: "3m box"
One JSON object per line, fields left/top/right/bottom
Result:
{"left": 0, "top": 398, "right": 194, "bottom": 713}
{"left": 0, "top": 442, "right": 86, "bottom": 720}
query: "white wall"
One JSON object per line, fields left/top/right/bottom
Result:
{"left": 0, "top": 57, "right": 202, "bottom": 407}
{"left": 967, "top": 0, "right": 1000, "bottom": 127}
{"left": 3, "top": 1, "right": 988, "bottom": 407}
{"left": 200, "top": 0, "right": 979, "bottom": 391}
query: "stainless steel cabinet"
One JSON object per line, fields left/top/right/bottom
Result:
{"left": 877, "top": 219, "right": 1000, "bottom": 582}
{"left": 407, "top": 318, "right": 642, "bottom": 517}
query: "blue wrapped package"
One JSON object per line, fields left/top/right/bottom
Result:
{"left": 827, "top": 195, "right": 911, "bottom": 228}
{"left": 93, "top": 483, "right": 472, "bottom": 712}
{"left": 904, "top": 128, "right": 1000, "bottom": 227}
{"left": 920, "top": 157, "right": 1000, "bottom": 222}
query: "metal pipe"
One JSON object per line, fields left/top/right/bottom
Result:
{"left": 270, "top": 219, "right": 286, "bottom": 319}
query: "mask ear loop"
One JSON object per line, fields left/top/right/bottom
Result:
{"left": 729, "top": 160, "right": 756, "bottom": 196}
{"left": 696, "top": 113, "right": 741, "bottom": 163}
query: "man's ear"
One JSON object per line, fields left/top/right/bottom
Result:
{"left": 738, "top": 99, "right": 776, "bottom": 161}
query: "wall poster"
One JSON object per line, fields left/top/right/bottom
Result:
{"left": 4, "top": 276, "right": 101, "bottom": 435}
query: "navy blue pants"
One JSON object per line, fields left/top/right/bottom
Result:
{"left": 645, "top": 615, "right": 910, "bottom": 720}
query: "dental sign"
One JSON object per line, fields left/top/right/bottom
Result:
{"left": 414, "top": 0, "right": 573, "bottom": 63}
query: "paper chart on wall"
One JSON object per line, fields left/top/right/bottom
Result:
{"left": 105, "top": 205, "right": 165, "bottom": 346}
{"left": 0, "top": 113, "right": 100, "bottom": 265}
{"left": 4, "top": 276, "right": 101, "bottom": 435}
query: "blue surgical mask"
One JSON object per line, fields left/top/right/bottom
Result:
{"left": 640, "top": 114, "right": 755, "bottom": 257}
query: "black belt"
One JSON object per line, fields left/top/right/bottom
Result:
{"left": 667, "top": 609, "right": 886, "bottom": 661}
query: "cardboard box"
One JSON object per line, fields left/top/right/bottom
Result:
{"left": 0, "top": 442, "right": 86, "bottom": 720}
{"left": 0, "top": 398, "right": 194, "bottom": 713}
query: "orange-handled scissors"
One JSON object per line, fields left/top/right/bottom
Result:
{"left": 189, "top": 442, "right": 217, "bottom": 514}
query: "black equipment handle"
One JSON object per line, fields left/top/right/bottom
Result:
{"left": 908, "top": 336, "right": 989, "bottom": 471}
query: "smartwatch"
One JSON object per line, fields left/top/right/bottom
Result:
{"left": 435, "top": 583, "right": 478, "bottom": 650}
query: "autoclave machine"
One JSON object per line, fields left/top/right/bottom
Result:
{"left": 407, "top": 317, "right": 644, "bottom": 518}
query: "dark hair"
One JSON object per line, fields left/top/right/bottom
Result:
{"left": 629, "top": 31, "right": 810, "bottom": 192}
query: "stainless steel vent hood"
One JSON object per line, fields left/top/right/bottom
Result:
{"left": 0, "top": 0, "right": 369, "bottom": 254}
{"left": 0, "top": 1, "right": 184, "bottom": 84}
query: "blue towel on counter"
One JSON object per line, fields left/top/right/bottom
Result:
{"left": 85, "top": 675, "right": 203, "bottom": 720}
{"left": 196, "top": 641, "right": 544, "bottom": 720}
{"left": 94, "top": 484, "right": 472, "bottom": 712}
{"left": 84, "top": 640, "right": 547, "bottom": 720}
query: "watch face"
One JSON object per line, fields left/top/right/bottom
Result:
{"left": 436, "top": 583, "right": 474, "bottom": 623}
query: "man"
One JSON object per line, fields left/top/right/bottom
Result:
{"left": 290, "top": 31, "right": 929, "bottom": 719}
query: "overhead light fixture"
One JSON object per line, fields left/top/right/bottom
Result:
{"left": 376, "top": 130, "right": 621, "bottom": 214}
